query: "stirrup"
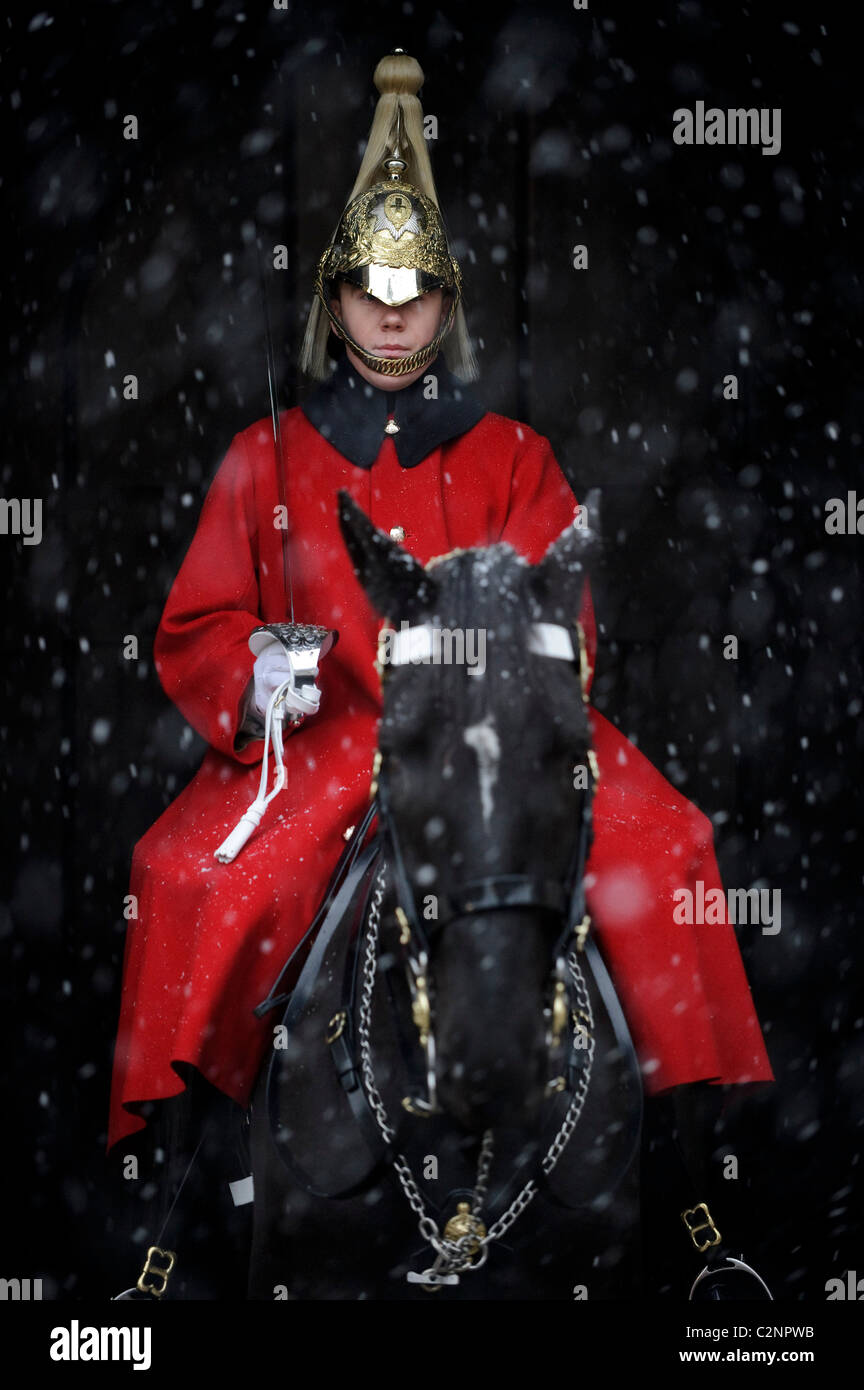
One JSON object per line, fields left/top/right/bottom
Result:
{"left": 689, "top": 1255, "right": 774, "bottom": 1301}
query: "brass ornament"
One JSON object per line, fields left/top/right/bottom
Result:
{"left": 575, "top": 621, "right": 591, "bottom": 704}
{"left": 369, "top": 747, "right": 382, "bottom": 799}
{"left": 442, "top": 1202, "right": 486, "bottom": 1256}
{"left": 551, "top": 979, "right": 568, "bottom": 1045}
{"left": 401, "top": 1094, "right": 433, "bottom": 1118}
{"left": 136, "top": 1245, "right": 176, "bottom": 1298}
{"left": 681, "top": 1201, "right": 723, "bottom": 1253}
{"left": 325, "top": 1010, "right": 347, "bottom": 1045}
{"left": 395, "top": 905, "right": 411, "bottom": 945}
{"left": 411, "top": 976, "right": 431, "bottom": 1043}
{"left": 573, "top": 914, "right": 591, "bottom": 952}
{"left": 323, "top": 180, "right": 457, "bottom": 286}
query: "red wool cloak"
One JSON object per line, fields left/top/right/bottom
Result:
{"left": 108, "top": 407, "right": 773, "bottom": 1150}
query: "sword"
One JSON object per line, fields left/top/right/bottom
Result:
{"left": 257, "top": 240, "right": 294, "bottom": 622}
{"left": 215, "top": 245, "right": 341, "bottom": 864}
{"left": 252, "top": 235, "right": 338, "bottom": 662}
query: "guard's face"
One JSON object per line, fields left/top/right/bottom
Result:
{"left": 329, "top": 284, "right": 450, "bottom": 391}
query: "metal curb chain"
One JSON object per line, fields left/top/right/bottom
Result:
{"left": 357, "top": 864, "right": 596, "bottom": 1277}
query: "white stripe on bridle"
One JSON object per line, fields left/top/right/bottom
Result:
{"left": 383, "top": 621, "right": 576, "bottom": 666}
{"left": 528, "top": 623, "right": 576, "bottom": 662}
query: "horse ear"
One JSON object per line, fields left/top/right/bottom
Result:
{"left": 528, "top": 488, "right": 601, "bottom": 619}
{"left": 337, "top": 489, "right": 438, "bottom": 620}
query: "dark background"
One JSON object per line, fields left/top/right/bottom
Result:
{"left": 2, "top": 0, "right": 861, "bottom": 1301}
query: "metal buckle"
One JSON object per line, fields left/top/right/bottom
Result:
{"left": 135, "top": 1245, "right": 176, "bottom": 1298}
{"left": 681, "top": 1202, "right": 722, "bottom": 1253}
{"left": 401, "top": 1094, "right": 436, "bottom": 1117}
{"left": 573, "top": 914, "right": 591, "bottom": 952}
{"left": 325, "top": 1010, "right": 347, "bottom": 1044}
{"left": 395, "top": 905, "right": 411, "bottom": 945}
{"left": 576, "top": 621, "right": 591, "bottom": 703}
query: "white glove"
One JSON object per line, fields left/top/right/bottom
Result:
{"left": 252, "top": 640, "right": 322, "bottom": 721}
{"left": 217, "top": 628, "right": 333, "bottom": 863}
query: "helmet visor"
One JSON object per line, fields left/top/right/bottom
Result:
{"left": 340, "top": 263, "right": 446, "bottom": 307}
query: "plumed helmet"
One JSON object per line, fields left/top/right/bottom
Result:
{"left": 321, "top": 180, "right": 461, "bottom": 305}
{"left": 300, "top": 51, "right": 477, "bottom": 382}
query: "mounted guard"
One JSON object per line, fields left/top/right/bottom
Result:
{"left": 109, "top": 48, "right": 773, "bottom": 1301}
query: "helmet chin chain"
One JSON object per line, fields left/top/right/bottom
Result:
{"left": 357, "top": 866, "right": 596, "bottom": 1291}
{"left": 316, "top": 270, "right": 460, "bottom": 378}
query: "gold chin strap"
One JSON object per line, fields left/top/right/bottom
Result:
{"left": 314, "top": 264, "right": 460, "bottom": 378}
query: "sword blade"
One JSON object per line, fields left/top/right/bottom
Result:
{"left": 257, "top": 243, "right": 294, "bottom": 622}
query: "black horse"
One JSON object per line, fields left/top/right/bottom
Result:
{"left": 110, "top": 496, "right": 770, "bottom": 1303}
{"left": 245, "top": 489, "right": 655, "bottom": 1301}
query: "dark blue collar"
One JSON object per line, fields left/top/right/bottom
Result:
{"left": 301, "top": 353, "right": 486, "bottom": 469}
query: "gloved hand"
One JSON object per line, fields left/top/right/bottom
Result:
{"left": 252, "top": 639, "right": 322, "bottom": 722}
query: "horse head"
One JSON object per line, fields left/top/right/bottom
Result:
{"left": 338, "top": 489, "right": 600, "bottom": 1136}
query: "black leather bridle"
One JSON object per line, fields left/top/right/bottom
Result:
{"left": 373, "top": 730, "right": 596, "bottom": 1111}
{"left": 376, "top": 750, "right": 594, "bottom": 952}
{"left": 255, "top": 622, "right": 642, "bottom": 1206}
